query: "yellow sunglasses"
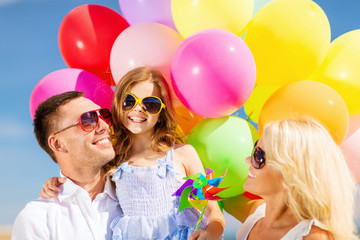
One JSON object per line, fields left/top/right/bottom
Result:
{"left": 122, "top": 93, "right": 165, "bottom": 116}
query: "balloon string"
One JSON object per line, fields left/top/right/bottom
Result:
{"left": 195, "top": 205, "right": 207, "bottom": 230}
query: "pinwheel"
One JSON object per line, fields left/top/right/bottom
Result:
{"left": 172, "top": 168, "right": 229, "bottom": 230}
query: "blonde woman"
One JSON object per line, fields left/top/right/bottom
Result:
{"left": 223, "top": 118, "right": 358, "bottom": 240}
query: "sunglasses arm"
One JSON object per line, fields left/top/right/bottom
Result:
{"left": 53, "top": 122, "right": 80, "bottom": 135}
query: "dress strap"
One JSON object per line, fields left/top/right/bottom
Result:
{"left": 163, "top": 143, "right": 175, "bottom": 163}
{"left": 157, "top": 144, "right": 177, "bottom": 178}
{"left": 282, "top": 218, "right": 326, "bottom": 239}
{"left": 112, "top": 162, "right": 133, "bottom": 181}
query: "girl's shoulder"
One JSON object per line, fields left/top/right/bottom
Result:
{"left": 173, "top": 143, "right": 204, "bottom": 176}
{"left": 173, "top": 143, "right": 198, "bottom": 158}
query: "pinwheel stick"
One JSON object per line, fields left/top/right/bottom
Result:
{"left": 195, "top": 205, "right": 207, "bottom": 230}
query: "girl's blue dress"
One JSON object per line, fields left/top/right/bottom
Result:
{"left": 111, "top": 147, "right": 207, "bottom": 240}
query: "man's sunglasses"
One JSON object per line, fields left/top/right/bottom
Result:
{"left": 53, "top": 108, "right": 111, "bottom": 135}
{"left": 251, "top": 140, "right": 266, "bottom": 169}
{"left": 122, "top": 93, "right": 165, "bottom": 116}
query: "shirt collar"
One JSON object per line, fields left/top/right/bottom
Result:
{"left": 58, "top": 171, "right": 117, "bottom": 202}
{"left": 103, "top": 176, "right": 117, "bottom": 201}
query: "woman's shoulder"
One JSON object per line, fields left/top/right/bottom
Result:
{"left": 303, "top": 226, "right": 333, "bottom": 240}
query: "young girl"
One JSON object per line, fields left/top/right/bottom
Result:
{"left": 41, "top": 67, "right": 225, "bottom": 240}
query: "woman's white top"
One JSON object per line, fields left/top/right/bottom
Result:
{"left": 236, "top": 204, "right": 324, "bottom": 240}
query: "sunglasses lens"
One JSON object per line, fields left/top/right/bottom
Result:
{"left": 99, "top": 108, "right": 111, "bottom": 125}
{"left": 142, "top": 97, "right": 162, "bottom": 115}
{"left": 80, "top": 111, "right": 98, "bottom": 132}
{"left": 252, "top": 148, "right": 265, "bottom": 169}
{"left": 122, "top": 94, "right": 136, "bottom": 112}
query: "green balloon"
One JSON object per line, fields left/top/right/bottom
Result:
{"left": 187, "top": 115, "right": 258, "bottom": 198}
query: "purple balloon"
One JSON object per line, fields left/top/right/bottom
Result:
{"left": 119, "top": 0, "right": 176, "bottom": 31}
{"left": 30, "top": 68, "right": 114, "bottom": 119}
{"left": 171, "top": 28, "right": 256, "bottom": 118}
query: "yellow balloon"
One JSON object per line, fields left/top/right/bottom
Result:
{"left": 258, "top": 80, "right": 349, "bottom": 145}
{"left": 253, "top": 0, "right": 273, "bottom": 16}
{"left": 172, "top": 0, "right": 254, "bottom": 38}
{"left": 308, "top": 30, "right": 360, "bottom": 115}
{"left": 244, "top": 85, "right": 278, "bottom": 123}
{"left": 244, "top": 0, "right": 330, "bottom": 87}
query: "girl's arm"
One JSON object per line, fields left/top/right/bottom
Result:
{"left": 40, "top": 177, "right": 66, "bottom": 199}
{"left": 176, "top": 144, "right": 225, "bottom": 240}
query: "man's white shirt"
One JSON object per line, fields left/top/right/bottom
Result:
{"left": 12, "top": 175, "right": 122, "bottom": 240}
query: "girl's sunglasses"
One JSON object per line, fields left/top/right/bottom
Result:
{"left": 122, "top": 93, "right": 165, "bottom": 116}
{"left": 53, "top": 108, "right": 111, "bottom": 135}
{"left": 251, "top": 140, "right": 266, "bottom": 169}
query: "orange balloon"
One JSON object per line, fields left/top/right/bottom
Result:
{"left": 175, "top": 104, "right": 204, "bottom": 135}
{"left": 258, "top": 80, "right": 349, "bottom": 144}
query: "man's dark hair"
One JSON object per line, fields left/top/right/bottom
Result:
{"left": 33, "top": 91, "right": 84, "bottom": 163}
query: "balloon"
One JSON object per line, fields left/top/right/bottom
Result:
{"left": 171, "top": 28, "right": 256, "bottom": 118}
{"left": 244, "top": 85, "right": 278, "bottom": 123}
{"left": 110, "top": 22, "right": 183, "bottom": 106}
{"left": 244, "top": 0, "right": 330, "bottom": 86}
{"left": 341, "top": 128, "right": 360, "bottom": 184}
{"left": 119, "top": 0, "right": 176, "bottom": 30}
{"left": 187, "top": 115, "right": 259, "bottom": 198}
{"left": 347, "top": 114, "right": 360, "bottom": 139}
{"left": 58, "top": 4, "right": 129, "bottom": 86}
{"left": 172, "top": 0, "right": 254, "bottom": 38}
{"left": 231, "top": 107, "right": 259, "bottom": 131}
{"left": 258, "top": 80, "right": 349, "bottom": 145}
{"left": 253, "top": 0, "right": 272, "bottom": 15}
{"left": 308, "top": 30, "right": 360, "bottom": 115}
{"left": 29, "top": 69, "right": 114, "bottom": 119}
{"left": 175, "top": 104, "right": 204, "bottom": 136}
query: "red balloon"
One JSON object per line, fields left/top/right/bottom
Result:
{"left": 58, "top": 4, "right": 129, "bottom": 86}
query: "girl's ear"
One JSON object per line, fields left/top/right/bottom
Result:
{"left": 48, "top": 135, "right": 67, "bottom": 153}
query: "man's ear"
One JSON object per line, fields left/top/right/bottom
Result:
{"left": 48, "top": 135, "right": 67, "bottom": 153}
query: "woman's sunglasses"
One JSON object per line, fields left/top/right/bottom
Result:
{"left": 53, "top": 108, "right": 112, "bottom": 135}
{"left": 122, "top": 93, "right": 165, "bottom": 116}
{"left": 251, "top": 140, "right": 266, "bottom": 169}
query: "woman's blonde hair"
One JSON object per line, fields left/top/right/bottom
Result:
{"left": 103, "top": 67, "right": 184, "bottom": 175}
{"left": 262, "top": 117, "right": 357, "bottom": 240}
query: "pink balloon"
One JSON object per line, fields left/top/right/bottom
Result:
{"left": 341, "top": 127, "right": 360, "bottom": 184}
{"left": 110, "top": 22, "right": 182, "bottom": 105}
{"left": 346, "top": 114, "right": 360, "bottom": 139}
{"left": 30, "top": 69, "right": 114, "bottom": 119}
{"left": 119, "top": 0, "right": 176, "bottom": 31}
{"left": 171, "top": 28, "right": 256, "bottom": 118}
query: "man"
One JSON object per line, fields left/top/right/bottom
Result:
{"left": 12, "top": 91, "right": 122, "bottom": 239}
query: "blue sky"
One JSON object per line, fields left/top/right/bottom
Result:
{"left": 0, "top": 0, "right": 359, "bottom": 233}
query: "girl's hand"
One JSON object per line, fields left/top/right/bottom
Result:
{"left": 189, "top": 228, "right": 219, "bottom": 240}
{"left": 40, "top": 177, "right": 66, "bottom": 199}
